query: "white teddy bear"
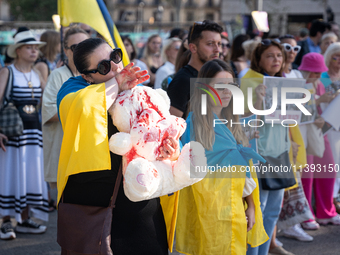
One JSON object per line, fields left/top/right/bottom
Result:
{"left": 108, "top": 86, "right": 207, "bottom": 202}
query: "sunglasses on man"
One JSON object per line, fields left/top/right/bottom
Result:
{"left": 82, "top": 48, "right": 123, "bottom": 75}
{"left": 189, "top": 21, "right": 204, "bottom": 42}
{"left": 65, "top": 44, "right": 78, "bottom": 52}
{"left": 281, "top": 43, "right": 301, "bottom": 53}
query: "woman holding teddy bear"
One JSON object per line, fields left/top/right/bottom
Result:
{"left": 56, "top": 38, "right": 180, "bottom": 254}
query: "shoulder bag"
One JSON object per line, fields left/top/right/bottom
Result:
{"left": 259, "top": 151, "right": 296, "bottom": 190}
{"left": 58, "top": 165, "right": 122, "bottom": 255}
{"left": 306, "top": 123, "right": 325, "bottom": 158}
{"left": 0, "top": 66, "right": 24, "bottom": 137}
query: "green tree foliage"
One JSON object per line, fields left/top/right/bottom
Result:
{"left": 9, "top": 0, "right": 57, "bottom": 21}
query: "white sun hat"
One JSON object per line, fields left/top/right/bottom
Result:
{"left": 7, "top": 30, "right": 46, "bottom": 58}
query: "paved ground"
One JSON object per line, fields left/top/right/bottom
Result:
{"left": 171, "top": 225, "right": 340, "bottom": 255}
{"left": 0, "top": 210, "right": 60, "bottom": 255}
{"left": 1, "top": 210, "right": 340, "bottom": 255}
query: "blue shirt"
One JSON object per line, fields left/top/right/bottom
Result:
{"left": 257, "top": 73, "right": 291, "bottom": 158}
{"left": 182, "top": 112, "right": 265, "bottom": 177}
{"left": 306, "top": 37, "right": 321, "bottom": 53}
{"left": 257, "top": 118, "right": 290, "bottom": 158}
{"left": 0, "top": 54, "right": 4, "bottom": 67}
{"left": 320, "top": 72, "right": 332, "bottom": 87}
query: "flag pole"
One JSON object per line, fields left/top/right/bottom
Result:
{"left": 60, "top": 25, "right": 65, "bottom": 64}
{"left": 57, "top": 0, "right": 65, "bottom": 64}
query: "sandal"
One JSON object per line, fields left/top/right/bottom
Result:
{"left": 48, "top": 199, "right": 56, "bottom": 212}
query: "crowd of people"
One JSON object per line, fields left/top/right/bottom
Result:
{"left": 0, "top": 18, "right": 340, "bottom": 255}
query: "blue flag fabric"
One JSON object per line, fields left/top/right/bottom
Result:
{"left": 181, "top": 112, "right": 265, "bottom": 178}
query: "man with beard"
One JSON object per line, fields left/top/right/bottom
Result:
{"left": 167, "top": 20, "right": 223, "bottom": 118}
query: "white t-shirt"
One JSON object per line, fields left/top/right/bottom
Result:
{"left": 238, "top": 67, "right": 249, "bottom": 79}
{"left": 284, "top": 69, "right": 303, "bottom": 79}
{"left": 154, "top": 61, "right": 175, "bottom": 90}
{"left": 42, "top": 65, "right": 73, "bottom": 184}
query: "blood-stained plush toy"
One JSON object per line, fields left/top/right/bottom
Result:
{"left": 108, "top": 86, "right": 207, "bottom": 202}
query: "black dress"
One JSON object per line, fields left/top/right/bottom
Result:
{"left": 63, "top": 114, "right": 168, "bottom": 255}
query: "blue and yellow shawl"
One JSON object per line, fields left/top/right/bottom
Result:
{"left": 56, "top": 76, "right": 178, "bottom": 251}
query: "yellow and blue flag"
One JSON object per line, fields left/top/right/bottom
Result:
{"left": 58, "top": 0, "right": 129, "bottom": 66}
{"left": 176, "top": 113, "right": 268, "bottom": 254}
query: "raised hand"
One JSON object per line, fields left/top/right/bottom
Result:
{"left": 318, "top": 91, "right": 334, "bottom": 104}
{"left": 313, "top": 117, "right": 325, "bottom": 129}
{"left": 255, "top": 84, "right": 267, "bottom": 102}
{"left": 115, "top": 62, "right": 150, "bottom": 93}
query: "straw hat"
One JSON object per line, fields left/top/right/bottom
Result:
{"left": 7, "top": 30, "right": 46, "bottom": 58}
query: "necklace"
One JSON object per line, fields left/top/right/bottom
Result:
{"left": 66, "top": 64, "right": 75, "bottom": 77}
{"left": 15, "top": 65, "right": 34, "bottom": 98}
{"left": 22, "top": 71, "right": 33, "bottom": 88}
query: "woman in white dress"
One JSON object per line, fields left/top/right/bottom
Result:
{"left": 0, "top": 28, "right": 48, "bottom": 240}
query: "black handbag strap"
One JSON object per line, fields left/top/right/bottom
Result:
{"left": 110, "top": 164, "right": 122, "bottom": 209}
{"left": 2, "top": 66, "right": 14, "bottom": 108}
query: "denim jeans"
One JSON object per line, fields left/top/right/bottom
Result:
{"left": 246, "top": 181, "right": 284, "bottom": 255}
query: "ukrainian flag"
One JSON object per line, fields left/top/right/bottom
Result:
{"left": 175, "top": 113, "right": 269, "bottom": 254}
{"left": 58, "top": 0, "right": 129, "bottom": 66}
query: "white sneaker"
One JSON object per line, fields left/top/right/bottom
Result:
{"left": 15, "top": 218, "right": 47, "bottom": 234}
{"left": 0, "top": 221, "right": 16, "bottom": 240}
{"left": 282, "top": 224, "right": 313, "bottom": 242}
{"left": 317, "top": 214, "right": 340, "bottom": 225}
{"left": 301, "top": 220, "right": 320, "bottom": 230}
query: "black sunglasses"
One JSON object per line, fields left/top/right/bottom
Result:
{"left": 221, "top": 43, "right": 230, "bottom": 49}
{"left": 65, "top": 44, "right": 78, "bottom": 52}
{"left": 261, "top": 38, "right": 281, "bottom": 46}
{"left": 82, "top": 48, "right": 123, "bottom": 75}
{"left": 189, "top": 21, "right": 204, "bottom": 43}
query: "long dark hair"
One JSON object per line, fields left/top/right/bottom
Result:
{"left": 191, "top": 59, "right": 248, "bottom": 149}
{"left": 121, "top": 35, "right": 137, "bottom": 60}
{"left": 73, "top": 38, "right": 107, "bottom": 74}
{"left": 175, "top": 41, "right": 191, "bottom": 72}
{"left": 230, "top": 34, "right": 250, "bottom": 62}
